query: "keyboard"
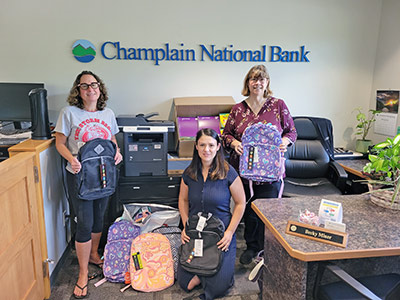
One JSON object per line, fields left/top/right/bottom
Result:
{"left": 334, "top": 147, "right": 353, "bottom": 155}
{"left": 0, "top": 138, "right": 27, "bottom": 145}
{"left": 334, "top": 147, "right": 365, "bottom": 159}
{"left": 0, "top": 128, "right": 31, "bottom": 135}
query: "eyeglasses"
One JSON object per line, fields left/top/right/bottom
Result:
{"left": 78, "top": 82, "right": 100, "bottom": 90}
{"left": 249, "top": 77, "right": 267, "bottom": 83}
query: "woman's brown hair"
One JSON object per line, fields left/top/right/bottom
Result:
{"left": 185, "top": 128, "right": 229, "bottom": 181}
{"left": 67, "top": 70, "right": 108, "bottom": 110}
{"left": 241, "top": 64, "right": 273, "bottom": 98}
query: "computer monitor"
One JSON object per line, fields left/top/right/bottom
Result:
{"left": 0, "top": 82, "right": 45, "bottom": 128}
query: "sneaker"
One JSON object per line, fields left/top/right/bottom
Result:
{"left": 239, "top": 249, "right": 257, "bottom": 265}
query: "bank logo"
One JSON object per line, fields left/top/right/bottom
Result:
{"left": 72, "top": 40, "right": 96, "bottom": 63}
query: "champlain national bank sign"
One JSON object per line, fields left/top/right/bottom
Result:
{"left": 72, "top": 39, "right": 311, "bottom": 65}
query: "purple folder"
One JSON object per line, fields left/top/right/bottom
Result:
{"left": 177, "top": 117, "right": 198, "bottom": 137}
{"left": 197, "top": 116, "right": 220, "bottom": 133}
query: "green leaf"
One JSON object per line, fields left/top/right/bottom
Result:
{"left": 375, "top": 159, "right": 384, "bottom": 172}
{"left": 356, "top": 113, "right": 366, "bottom": 121}
{"left": 393, "top": 133, "right": 400, "bottom": 145}
{"left": 374, "top": 141, "right": 390, "bottom": 149}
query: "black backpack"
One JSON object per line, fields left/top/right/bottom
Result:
{"left": 76, "top": 138, "right": 117, "bottom": 200}
{"left": 179, "top": 212, "right": 225, "bottom": 276}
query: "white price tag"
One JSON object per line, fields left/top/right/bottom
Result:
{"left": 253, "top": 146, "right": 259, "bottom": 163}
{"left": 194, "top": 239, "right": 203, "bottom": 257}
{"left": 196, "top": 216, "right": 207, "bottom": 232}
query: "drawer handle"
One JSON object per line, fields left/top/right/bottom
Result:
{"left": 132, "top": 186, "right": 140, "bottom": 190}
{"left": 167, "top": 185, "right": 176, "bottom": 189}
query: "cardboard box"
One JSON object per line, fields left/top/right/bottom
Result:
{"left": 172, "top": 96, "right": 236, "bottom": 157}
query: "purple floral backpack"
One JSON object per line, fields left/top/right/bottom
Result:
{"left": 239, "top": 122, "right": 285, "bottom": 198}
{"left": 103, "top": 219, "right": 140, "bottom": 282}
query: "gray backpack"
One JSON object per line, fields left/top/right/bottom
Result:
{"left": 179, "top": 213, "right": 225, "bottom": 276}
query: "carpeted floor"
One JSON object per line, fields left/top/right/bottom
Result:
{"left": 48, "top": 224, "right": 260, "bottom": 300}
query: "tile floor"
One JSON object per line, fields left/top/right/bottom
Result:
{"left": 48, "top": 224, "right": 260, "bottom": 300}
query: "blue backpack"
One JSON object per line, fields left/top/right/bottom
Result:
{"left": 76, "top": 138, "right": 117, "bottom": 200}
{"left": 239, "top": 122, "right": 285, "bottom": 197}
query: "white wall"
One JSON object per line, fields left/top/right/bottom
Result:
{"left": 369, "top": 0, "right": 400, "bottom": 143}
{"left": 0, "top": 0, "right": 383, "bottom": 147}
{"left": 40, "top": 145, "right": 69, "bottom": 276}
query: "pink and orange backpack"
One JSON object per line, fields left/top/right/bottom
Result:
{"left": 130, "top": 232, "right": 174, "bottom": 292}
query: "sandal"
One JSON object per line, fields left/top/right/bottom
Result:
{"left": 73, "top": 283, "right": 89, "bottom": 299}
{"left": 88, "top": 272, "right": 101, "bottom": 281}
{"left": 89, "top": 261, "right": 103, "bottom": 270}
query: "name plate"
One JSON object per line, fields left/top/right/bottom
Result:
{"left": 286, "top": 220, "right": 348, "bottom": 248}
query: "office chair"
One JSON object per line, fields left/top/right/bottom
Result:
{"left": 284, "top": 117, "right": 347, "bottom": 197}
{"left": 314, "top": 262, "right": 400, "bottom": 300}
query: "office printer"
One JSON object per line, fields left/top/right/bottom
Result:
{"left": 117, "top": 113, "right": 174, "bottom": 176}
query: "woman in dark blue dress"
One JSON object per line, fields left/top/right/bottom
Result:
{"left": 177, "top": 128, "right": 246, "bottom": 300}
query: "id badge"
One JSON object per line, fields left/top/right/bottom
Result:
{"left": 194, "top": 239, "right": 203, "bottom": 257}
{"left": 196, "top": 216, "right": 207, "bottom": 232}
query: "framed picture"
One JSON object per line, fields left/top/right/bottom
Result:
{"left": 376, "top": 90, "right": 399, "bottom": 113}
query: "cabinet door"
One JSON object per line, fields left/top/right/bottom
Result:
{"left": 0, "top": 152, "right": 44, "bottom": 300}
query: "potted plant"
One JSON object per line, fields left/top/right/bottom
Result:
{"left": 354, "top": 108, "right": 380, "bottom": 153}
{"left": 362, "top": 133, "right": 400, "bottom": 209}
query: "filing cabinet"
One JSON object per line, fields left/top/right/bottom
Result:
{"left": 117, "top": 174, "right": 181, "bottom": 208}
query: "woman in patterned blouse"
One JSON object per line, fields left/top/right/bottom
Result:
{"left": 222, "top": 65, "right": 297, "bottom": 265}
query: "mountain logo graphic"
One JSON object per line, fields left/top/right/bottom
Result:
{"left": 72, "top": 40, "right": 96, "bottom": 63}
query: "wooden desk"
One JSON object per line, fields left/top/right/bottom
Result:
{"left": 336, "top": 159, "right": 370, "bottom": 194}
{"left": 336, "top": 158, "right": 369, "bottom": 179}
{"left": 252, "top": 195, "right": 400, "bottom": 299}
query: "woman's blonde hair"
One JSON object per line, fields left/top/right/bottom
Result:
{"left": 67, "top": 71, "right": 108, "bottom": 110}
{"left": 241, "top": 65, "right": 272, "bottom": 98}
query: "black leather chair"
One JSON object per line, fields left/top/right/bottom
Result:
{"left": 284, "top": 117, "right": 347, "bottom": 197}
{"left": 314, "top": 263, "right": 400, "bottom": 300}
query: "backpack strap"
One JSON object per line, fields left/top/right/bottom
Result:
{"left": 247, "top": 155, "right": 285, "bottom": 201}
{"left": 246, "top": 180, "right": 255, "bottom": 204}
{"left": 277, "top": 156, "right": 286, "bottom": 198}
{"left": 277, "top": 178, "right": 284, "bottom": 198}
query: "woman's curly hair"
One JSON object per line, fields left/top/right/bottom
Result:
{"left": 67, "top": 71, "right": 108, "bottom": 110}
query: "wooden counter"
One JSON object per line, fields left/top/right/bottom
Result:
{"left": 336, "top": 158, "right": 369, "bottom": 179}
{"left": 252, "top": 195, "right": 400, "bottom": 299}
{"left": 8, "top": 139, "right": 54, "bottom": 298}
